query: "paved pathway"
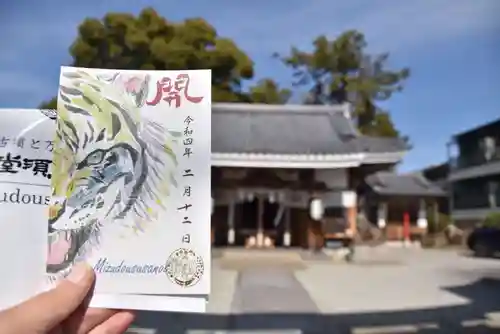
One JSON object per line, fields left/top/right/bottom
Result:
{"left": 231, "top": 267, "right": 319, "bottom": 313}
{"left": 128, "top": 247, "right": 500, "bottom": 333}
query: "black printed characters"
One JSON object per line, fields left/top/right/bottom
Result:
{"left": 179, "top": 116, "right": 195, "bottom": 244}
{"left": 0, "top": 153, "right": 51, "bottom": 179}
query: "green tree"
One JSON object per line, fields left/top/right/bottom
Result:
{"left": 277, "top": 30, "right": 409, "bottom": 138}
{"left": 39, "top": 97, "right": 56, "bottom": 110}
{"left": 248, "top": 79, "right": 291, "bottom": 104}
{"left": 39, "top": 8, "right": 289, "bottom": 108}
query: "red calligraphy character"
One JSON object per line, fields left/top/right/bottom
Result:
{"left": 146, "top": 74, "right": 204, "bottom": 108}
{"left": 146, "top": 77, "right": 176, "bottom": 107}
{"left": 174, "top": 74, "right": 204, "bottom": 105}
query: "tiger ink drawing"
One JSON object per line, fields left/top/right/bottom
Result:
{"left": 47, "top": 67, "right": 212, "bottom": 295}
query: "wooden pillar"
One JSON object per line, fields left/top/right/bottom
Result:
{"left": 347, "top": 206, "right": 357, "bottom": 236}
{"left": 307, "top": 219, "right": 315, "bottom": 250}
{"left": 307, "top": 219, "right": 323, "bottom": 251}
{"left": 227, "top": 199, "right": 235, "bottom": 245}
{"left": 256, "top": 195, "right": 264, "bottom": 247}
{"left": 342, "top": 191, "right": 357, "bottom": 237}
{"left": 284, "top": 206, "right": 291, "bottom": 247}
{"left": 433, "top": 200, "right": 439, "bottom": 232}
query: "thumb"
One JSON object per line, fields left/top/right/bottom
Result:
{"left": 0, "top": 262, "right": 95, "bottom": 334}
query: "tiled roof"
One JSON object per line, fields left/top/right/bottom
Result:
{"left": 365, "top": 171, "right": 446, "bottom": 197}
{"left": 211, "top": 103, "right": 408, "bottom": 156}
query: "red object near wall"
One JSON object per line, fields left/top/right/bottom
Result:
{"left": 403, "top": 212, "right": 410, "bottom": 241}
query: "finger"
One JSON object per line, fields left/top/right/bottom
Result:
{"left": 61, "top": 280, "right": 97, "bottom": 333}
{"left": 90, "top": 311, "right": 136, "bottom": 334}
{"left": 49, "top": 326, "right": 64, "bottom": 334}
{"left": 75, "top": 308, "right": 119, "bottom": 334}
{"left": 0, "top": 263, "right": 94, "bottom": 334}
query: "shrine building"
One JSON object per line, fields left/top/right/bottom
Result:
{"left": 209, "top": 103, "right": 438, "bottom": 249}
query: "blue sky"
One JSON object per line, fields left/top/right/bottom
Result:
{"left": 0, "top": 0, "right": 499, "bottom": 172}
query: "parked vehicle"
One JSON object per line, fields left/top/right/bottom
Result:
{"left": 466, "top": 227, "right": 500, "bottom": 257}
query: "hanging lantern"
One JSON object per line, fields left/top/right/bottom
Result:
{"left": 268, "top": 192, "right": 275, "bottom": 203}
{"left": 417, "top": 199, "right": 428, "bottom": 229}
{"left": 417, "top": 218, "right": 428, "bottom": 229}
{"left": 309, "top": 197, "right": 324, "bottom": 221}
{"left": 377, "top": 218, "right": 386, "bottom": 229}
{"left": 377, "top": 202, "right": 387, "bottom": 228}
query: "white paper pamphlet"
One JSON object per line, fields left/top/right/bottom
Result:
{"left": 0, "top": 109, "right": 53, "bottom": 311}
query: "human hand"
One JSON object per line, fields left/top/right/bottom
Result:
{"left": 0, "top": 263, "right": 135, "bottom": 334}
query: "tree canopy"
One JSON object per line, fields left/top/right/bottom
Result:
{"left": 277, "top": 30, "right": 410, "bottom": 139}
{"left": 39, "top": 7, "right": 290, "bottom": 109}
{"left": 39, "top": 10, "right": 408, "bottom": 140}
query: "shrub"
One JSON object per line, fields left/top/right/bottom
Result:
{"left": 427, "top": 212, "right": 451, "bottom": 234}
{"left": 483, "top": 212, "right": 500, "bottom": 229}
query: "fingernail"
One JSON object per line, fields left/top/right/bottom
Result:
{"left": 67, "top": 262, "right": 91, "bottom": 284}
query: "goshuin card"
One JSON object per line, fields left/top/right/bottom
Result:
{"left": 48, "top": 67, "right": 211, "bottom": 296}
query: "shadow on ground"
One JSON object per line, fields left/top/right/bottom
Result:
{"left": 129, "top": 278, "right": 500, "bottom": 333}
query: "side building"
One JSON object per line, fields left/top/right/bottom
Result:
{"left": 420, "top": 162, "right": 450, "bottom": 215}
{"left": 448, "top": 118, "right": 500, "bottom": 228}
